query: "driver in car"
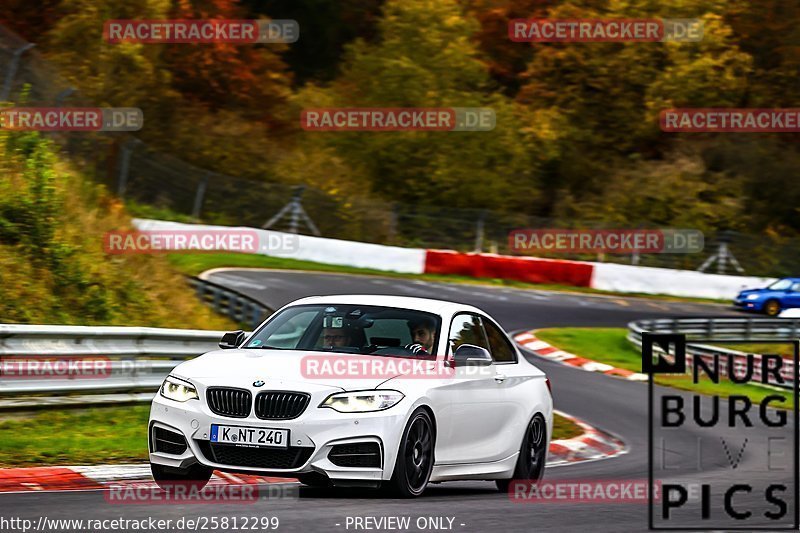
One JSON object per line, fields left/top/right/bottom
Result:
{"left": 322, "top": 325, "right": 352, "bottom": 348}
{"left": 406, "top": 317, "right": 436, "bottom": 355}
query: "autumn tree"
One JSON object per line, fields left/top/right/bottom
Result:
{"left": 516, "top": 0, "right": 754, "bottom": 213}
{"left": 44, "top": 0, "right": 294, "bottom": 176}
{"left": 0, "top": 0, "right": 61, "bottom": 43}
{"left": 290, "top": 0, "right": 547, "bottom": 213}
{"left": 162, "top": 0, "right": 293, "bottom": 127}
{"left": 463, "top": 0, "right": 559, "bottom": 94}
{"left": 243, "top": 0, "right": 385, "bottom": 84}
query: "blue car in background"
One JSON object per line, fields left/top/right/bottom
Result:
{"left": 734, "top": 278, "right": 800, "bottom": 316}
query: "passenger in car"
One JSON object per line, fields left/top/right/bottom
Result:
{"left": 406, "top": 316, "right": 436, "bottom": 354}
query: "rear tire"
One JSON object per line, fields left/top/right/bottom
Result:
{"left": 496, "top": 414, "right": 547, "bottom": 493}
{"left": 764, "top": 299, "right": 781, "bottom": 317}
{"left": 385, "top": 408, "right": 435, "bottom": 497}
{"left": 150, "top": 462, "right": 212, "bottom": 492}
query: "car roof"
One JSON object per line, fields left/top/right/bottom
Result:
{"left": 284, "top": 294, "right": 488, "bottom": 317}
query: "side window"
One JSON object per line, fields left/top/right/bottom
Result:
{"left": 792, "top": 283, "right": 800, "bottom": 292}
{"left": 483, "top": 319, "right": 516, "bottom": 363}
{"left": 448, "top": 313, "right": 490, "bottom": 354}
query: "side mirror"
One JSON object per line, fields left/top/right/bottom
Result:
{"left": 219, "top": 330, "right": 245, "bottom": 350}
{"left": 452, "top": 344, "right": 493, "bottom": 367}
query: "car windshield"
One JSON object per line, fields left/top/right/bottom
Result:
{"left": 768, "top": 279, "right": 793, "bottom": 290}
{"left": 243, "top": 304, "right": 441, "bottom": 356}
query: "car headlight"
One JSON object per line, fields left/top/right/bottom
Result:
{"left": 746, "top": 294, "right": 760, "bottom": 300}
{"left": 320, "top": 390, "right": 404, "bottom": 413}
{"left": 160, "top": 375, "right": 198, "bottom": 402}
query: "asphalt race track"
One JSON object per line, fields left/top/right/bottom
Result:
{"left": 0, "top": 269, "right": 791, "bottom": 533}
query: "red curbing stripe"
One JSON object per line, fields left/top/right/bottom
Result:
{"left": 604, "top": 367, "right": 634, "bottom": 377}
{"left": 537, "top": 346, "right": 560, "bottom": 355}
{"left": 0, "top": 466, "right": 301, "bottom": 494}
{"left": 580, "top": 437, "right": 617, "bottom": 455}
{"left": 424, "top": 250, "right": 595, "bottom": 287}
{"left": 0, "top": 435, "right": 619, "bottom": 492}
{"left": 0, "top": 467, "right": 101, "bottom": 492}
{"left": 548, "top": 443, "right": 570, "bottom": 455}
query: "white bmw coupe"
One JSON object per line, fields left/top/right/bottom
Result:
{"left": 149, "top": 295, "right": 552, "bottom": 497}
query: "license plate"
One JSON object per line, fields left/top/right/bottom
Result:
{"left": 210, "top": 424, "right": 289, "bottom": 448}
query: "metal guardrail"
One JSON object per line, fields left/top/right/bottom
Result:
{"left": 628, "top": 317, "right": 800, "bottom": 342}
{"left": 0, "top": 278, "right": 271, "bottom": 408}
{"left": 0, "top": 325, "right": 230, "bottom": 406}
{"left": 627, "top": 317, "right": 798, "bottom": 389}
{"left": 188, "top": 276, "right": 272, "bottom": 329}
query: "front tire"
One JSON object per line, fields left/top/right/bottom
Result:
{"left": 151, "top": 462, "right": 212, "bottom": 492}
{"left": 386, "top": 408, "right": 435, "bottom": 497}
{"left": 496, "top": 414, "right": 547, "bottom": 493}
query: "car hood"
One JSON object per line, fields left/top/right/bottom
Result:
{"left": 738, "top": 288, "right": 768, "bottom": 297}
{"left": 170, "top": 349, "right": 401, "bottom": 391}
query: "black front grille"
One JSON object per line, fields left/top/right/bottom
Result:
{"left": 254, "top": 391, "right": 310, "bottom": 420}
{"left": 197, "top": 441, "right": 314, "bottom": 469}
{"left": 153, "top": 427, "right": 188, "bottom": 455}
{"left": 328, "top": 442, "right": 382, "bottom": 468}
{"left": 207, "top": 387, "right": 252, "bottom": 418}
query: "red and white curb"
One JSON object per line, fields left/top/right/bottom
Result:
{"left": 547, "top": 410, "right": 627, "bottom": 467}
{"left": 0, "top": 465, "right": 297, "bottom": 494}
{"left": 514, "top": 331, "right": 648, "bottom": 382}
{"left": 0, "top": 411, "right": 624, "bottom": 493}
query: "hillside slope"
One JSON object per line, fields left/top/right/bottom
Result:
{"left": 0, "top": 129, "right": 234, "bottom": 329}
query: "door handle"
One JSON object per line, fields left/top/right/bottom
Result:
{"left": 494, "top": 373, "right": 507, "bottom": 383}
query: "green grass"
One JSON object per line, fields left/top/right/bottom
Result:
{"left": 726, "top": 343, "right": 795, "bottom": 358}
{"left": 536, "top": 328, "right": 643, "bottom": 372}
{"left": 166, "top": 252, "right": 725, "bottom": 304}
{"left": 0, "top": 130, "right": 236, "bottom": 330}
{"left": 125, "top": 200, "right": 199, "bottom": 224}
{"left": 535, "top": 327, "right": 794, "bottom": 409}
{"left": 0, "top": 405, "right": 150, "bottom": 467}
{"left": 0, "top": 406, "right": 579, "bottom": 467}
{"left": 552, "top": 413, "right": 583, "bottom": 441}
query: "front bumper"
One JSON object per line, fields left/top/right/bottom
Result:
{"left": 148, "top": 393, "right": 408, "bottom": 483}
{"left": 734, "top": 298, "right": 761, "bottom": 311}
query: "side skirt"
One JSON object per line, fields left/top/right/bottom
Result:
{"left": 429, "top": 453, "right": 519, "bottom": 482}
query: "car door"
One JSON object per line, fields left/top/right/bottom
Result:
{"left": 784, "top": 282, "right": 800, "bottom": 309}
{"left": 481, "top": 317, "right": 537, "bottom": 457}
{"left": 434, "top": 313, "right": 512, "bottom": 464}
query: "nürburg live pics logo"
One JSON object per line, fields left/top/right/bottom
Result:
{"left": 644, "top": 332, "right": 799, "bottom": 530}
